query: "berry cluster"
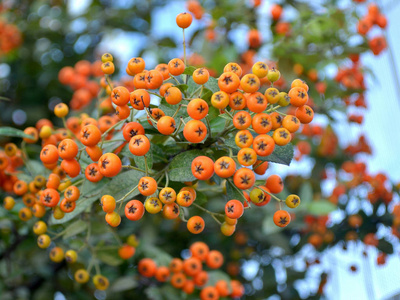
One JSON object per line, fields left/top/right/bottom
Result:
{"left": 137, "top": 242, "right": 244, "bottom": 299}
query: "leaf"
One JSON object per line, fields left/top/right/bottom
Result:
{"left": 168, "top": 150, "right": 204, "bottom": 182}
{"left": 158, "top": 37, "right": 176, "bottom": 48}
{"left": 0, "top": 127, "right": 33, "bottom": 139}
{"left": 138, "top": 244, "right": 173, "bottom": 266}
{"left": 96, "top": 249, "right": 124, "bottom": 266}
{"left": 262, "top": 215, "right": 284, "bottom": 235}
{"left": 377, "top": 239, "right": 394, "bottom": 254}
{"left": 110, "top": 276, "right": 138, "bottom": 292}
{"left": 183, "top": 66, "right": 196, "bottom": 75}
{"left": 207, "top": 271, "right": 232, "bottom": 290}
{"left": 50, "top": 180, "right": 109, "bottom": 224}
{"left": 226, "top": 179, "right": 246, "bottom": 202}
{"left": 62, "top": 220, "right": 88, "bottom": 240}
{"left": 204, "top": 76, "right": 219, "bottom": 93}
{"left": 104, "top": 169, "right": 143, "bottom": 200}
{"left": 187, "top": 77, "right": 198, "bottom": 96}
{"left": 175, "top": 84, "right": 188, "bottom": 93}
{"left": 209, "top": 116, "right": 227, "bottom": 136}
{"left": 134, "top": 150, "right": 153, "bottom": 171}
{"left": 195, "top": 191, "right": 208, "bottom": 206}
{"left": 225, "top": 137, "right": 294, "bottom": 166}
{"left": 298, "top": 181, "right": 313, "bottom": 207}
{"left": 307, "top": 200, "right": 336, "bottom": 215}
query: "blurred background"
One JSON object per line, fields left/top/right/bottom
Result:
{"left": 1, "top": 0, "right": 400, "bottom": 299}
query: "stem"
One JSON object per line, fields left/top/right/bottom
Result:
{"left": 182, "top": 28, "right": 187, "bottom": 66}
{"left": 148, "top": 91, "right": 163, "bottom": 99}
{"left": 211, "top": 214, "right": 222, "bottom": 226}
{"left": 198, "top": 85, "right": 204, "bottom": 98}
{"left": 172, "top": 118, "right": 183, "bottom": 138}
{"left": 169, "top": 74, "right": 181, "bottom": 85}
{"left": 105, "top": 75, "right": 114, "bottom": 90}
{"left": 258, "top": 186, "right": 282, "bottom": 202}
{"left": 165, "top": 171, "right": 169, "bottom": 187}
{"left": 116, "top": 185, "right": 138, "bottom": 203}
{"left": 227, "top": 179, "right": 249, "bottom": 204}
{"left": 172, "top": 104, "right": 182, "bottom": 118}
{"left": 192, "top": 203, "right": 225, "bottom": 217}
{"left": 122, "top": 165, "right": 146, "bottom": 173}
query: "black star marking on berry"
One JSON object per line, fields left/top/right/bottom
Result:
{"left": 130, "top": 129, "right": 138, "bottom": 137}
{"left": 65, "top": 201, "right": 72, "bottom": 209}
{"left": 279, "top": 217, "right": 288, "bottom": 225}
{"left": 60, "top": 145, "right": 66, "bottom": 152}
{"left": 162, "top": 191, "right": 172, "bottom": 200}
{"left": 239, "top": 134, "right": 249, "bottom": 144}
{"left": 279, "top": 131, "right": 288, "bottom": 138}
{"left": 139, "top": 74, "right": 146, "bottom": 81}
{"left": 194, "top": 223, "right": 203, "bottom": 231}
{"left": 258, "top": 193, "right": 265, "bottom": 201}
{"left": 306, "top": 108, "right": 312, "bottom": 115}
{"left": 104, "top": 62, "right": 110, "bottom": 67}
{"left": 133, "top": 58, "right": 141, "bottom": 63}
{"left": 160, "top": 66, "right": 167, "bottom": 72}
{"left": 44, "top": 194, "right": 52, "bottom": 203}
{"left": 227, "top": 205, "right": 234, "bottom": 213}
{"left": 243, "top": 153, "right": 252, "bottom": 162}
{"left": 195, "top": 126, "right": 204, "bottom": 136}
{"left": 197, "top": 105, "right": 205, "bottom": 114}
{"left": 113, "top": 92, "right": 120, "bottom": 99}
{"left": 183, "top": 193, "right": 191, "bottom": 202}
{"left": 82, "top": 129, "right": 90, "bottom": 139}
{"left": 261, "top": 118, "right": 270, "bottom": 127}
{"left": 66, "top": 189, "right": 73, "bottom": 197}
{"left": 101, "top": 159, "right": 109, "bottom": 169}
{"left": 174, "top": 61, "right": 180, "bottom": 68}
{"left": 140, "top": 181, "right": 148, "bottom": 191}
{"left": 150, "top": 199, "right": 159, "bottom": 207}
{"left": 298, "top": 90, "right": 306, "bottom": 98}
{"left": 219, "top": 160, "right": 229, "bottom": 169}
{"left": 132, "top": 97, "right": 140, "bottom": 106}
{"left": 133, "top": 138, "right": 143, "bottom": 146}
{"left": 42, "top": 148, "right": 48, "bottom": 155}
{"left": 233, "top": 97, "right": 242, "bottom": 106}
{"left": 222, "top": 75, "right": 232, "bottom": 85}
{"left": 248, "top": 77, "right": 256, "bottom": 85}
{"left": 259, "top": 63, "right": 267, "bottom": 69}
{"left": 146, "top": 74, "right": 153, "bottom": 83}
{"left": 291, "top": 197, "right": 299, "bottom": 205}
{"left": 256, "top": 96, "right": 264, "bottom": 104}
{"left": 240, "top": 175, "right": 250, "bottom": 185}
{"left": 170, "top": 121, "right": 175, "bottom": 129}
{"left": 89, "top": 167, "right": 97, "bottom": 176}
{"left": 172, "top": 205, "right": 179, "bottom": 214}
{"left": 215, "top": 93, "right": 223, "bottom": 101}
{"left": 231, "top": 65, "right": 238, "bottom": 71}
{"left": 291, "top": 116, "right": 298, "bottom": 123}
{"left": 195, "top": 164, "right": 204, "bottom": 174}
{"left": 197, "top": 68, "right": 205, "bottom": 75}
{"left": 128, "top": 205, "right": 137, "bottom": 213}
{"left": 238, "top": 115, "right": 246, "bottom": 125}
{"left": 269, "top": 90, "right": 278, "bottom": 97}
{"left": 257, "top": 141, "right": 267, "bottom": 151}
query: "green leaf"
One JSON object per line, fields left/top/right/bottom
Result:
{"left": 104, "top": 169, "right": 143, "bottom": 200}
{"left": 0, "top": 127, "right": 33, "bottom": 139}
{"left": 168, "top": 150, "right": 204, "bottom": 182}
{"left": 195, "top": 191, "right": 208, "bottom": 206}
{"left": 134, "top": 150, "right": 153, "bottom": 171}
{"left": 50, "top": 179, "right": 109, "bottom": 225}
{"left": 175, "top": 84, "right": 188, "bottom": 93}
{"left": 138, "top": 244, "right": 173, "bottom": 266}
{"left": 204, "top": 76, "right": 219, "bottom": 93}
{"left": 110, "top": 276, "right": 138, "bottom": 292}
{"left": 207, "top": 271, "right": 232, "bottom": 291}
{"left": 62, "top": 220, "right": 88, "bottom": 240}
{"left": 158, "top": 37, "right": 176, "bottom": 48}
{"left": 183, "top": 66, "right": 196, "bottom": 75}
{"left": 96, "top": 248, "right": 124, "bottom": 266}
{"left": 226, "top": 179, "right": 246, "bottom": 202}
{"left": 187, "top": 77, "right": 198, "bottom": 96}
{"left": 377, "top": 239, "right": 394, "bottom": 254}
{"left": 209, "top": 116, "right": 227, "bottom": 136}
{"left": 298, "top": 181, "right": 313, "bottom": 207}
{"left": 225, "top": 137, "right": 294, "bottom": 166}
{"left": 307, "top": 200, "right": 336, "bottom": 215}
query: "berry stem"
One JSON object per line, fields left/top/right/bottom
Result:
{"left": 121, "top": 165, "right": 146, "bottom": 173}
{"left": 165, "top": 171, "right": 169, "bottom": 187}
{"left": 172, "top": 104, "right": 182, "bottom": 118}
{"left": 116, "top": 185, "right": 138, "bottom": 203}
{"left": 105, "top": 74, "right": 114, "bottom": 90}
{"left": 148, "top": 91, "right": 163, "bottom": 99}
{"left": 144, "top": 155, "right": 149, "bottom": 176}
{"left": 192, "top": 203, "right": 225, "bottom": 218}
{"left": 258, "top": 186, "right": 282, "bottom": 202}
{"left": 205, "top": 117, "right": 212, "bottom": 139}
{"left": 210, "top": 214, "right": 222, "bottom": 226}
{"left": 182, "top": 28, "right": 187, "bottom": 67}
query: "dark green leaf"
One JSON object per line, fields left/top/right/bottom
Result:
{"left": 62, "top": 220, "right": 88, "bottom": 240}
{"left": 0, "top": 127, "right": 33, "bottom": 139}
{"left": 377, "top": 239, "right": 394, "bottom": 254}
{"left": 110, "top": 276, "right": 138, "bottom": 292}
{"left": 204, "top": 76, "right": 219, "bottom": 93}
{"left": 97, "top": 249, "right": 124, "bottom": 266}
{"left": 168, "top": 150, "right": 204, "bottom": 182}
